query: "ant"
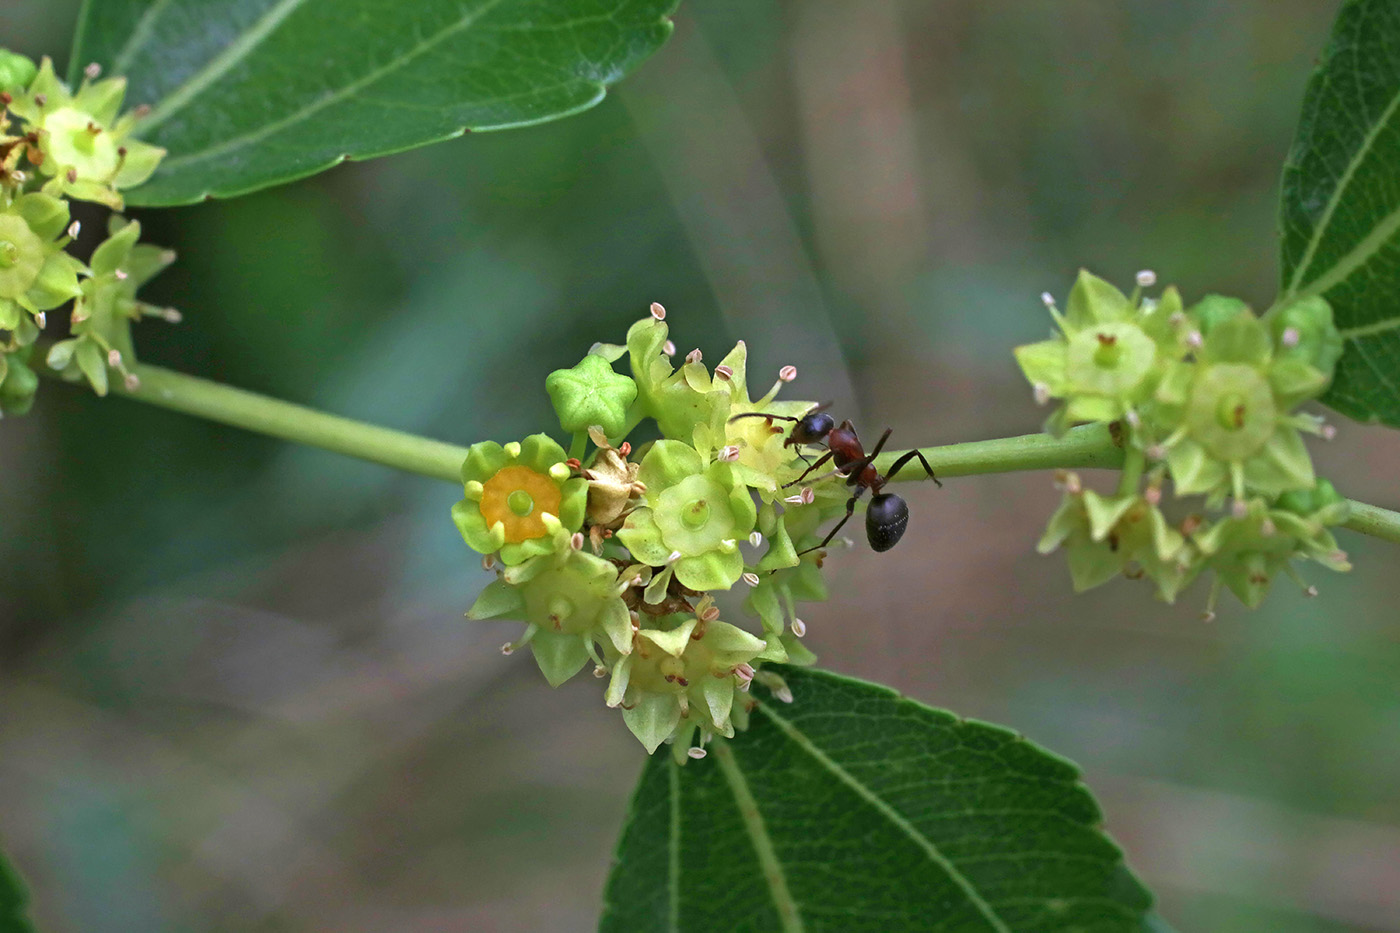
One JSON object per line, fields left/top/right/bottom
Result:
{"left": 729, "top": 408, "right": 940, "bottom": 554}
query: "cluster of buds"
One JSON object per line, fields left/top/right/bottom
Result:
{"left": 1017, "top": 270, "right": 1351, "bottom": 616}
{"left": 0, "top": 50, "right": 175, "bottom": 414}
{"left": 455, "top": 306, "right": 846, "bottom": 757}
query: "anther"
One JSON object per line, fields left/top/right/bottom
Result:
{"left": 1136, "top": 269, "right": 1157, "bottom": 287}
{"left": 1201, "top": 611, "right": 1217, "bottom": 623}
{"left": 687, "top": 747, "right": 707, "bottom": 759}
{"left": 774, "top": 685, "right": 794, "bottom": 704}
{"left": 66, "top": 167, "right": 77, "bottom": 183}
{"left": 1186, "top": 330, "right": 1204, "bottom": 350}
{"left": 1305, "top": 585, "right": 1319, "bottom": 598}
{"left": 33, "top": 93, "right": 46, "bottom": 107}
{"left": 1144, "top": 485, "right": 1161, "bottom": 506}
{"left": 663, "top": 340, "right": 676, "bottom": 356}
{"left": 1146, "top": 444, "right": 1165, "bottom": 461}
{"left": 1320, "top": 424, "right": 1337, "bottom": 441}
{"left": 482, "top": 554, "right": 497, "bottom": 571}
{"left": 686, "top": 348, "right": 703, "bottom": 364}
{"left": 790, "top": 618, "right": 807, "bottom": 637}
{"left": 570, "top": 532, "right": 585, "bottom": 550}
{"left": 650, "top": 301, "right": 666, "bottom": 321}
{"left": 619, "top": 441, "right": 632, "bottom": 456}
{"left": 779, "top": 365, "right": 797, "bottom": 382}
{"left": 742, "top": 572, "right": 760, "bottom": 586}
{"left": 34, "top": 312, "right": 46, "bottom": 329}
{"left": 1281, "top": 327, "right": 1301, "bottom": 348}
{"left": 1040, "top": 291, "right": 1056, "bottom": 308}
{"left": 1259, "top": 519, "right": 1275, "bottom": 537}
{"left": 667, "top": 550, "right": 682, "bottom": 563}
{"left": 593, "top": 665, "right": 608, "bottom": 678}
{"left": 1124, "top": 409, "right": 1141, "bottom": 428}
{"left": 114, "top": 269, "right": 128, "bottom": 281}
{"left": 748, "top": 531, "right": 762, "bottom": 547}
{"left": 84, "top": 62, "right": 102, "bottom": 80}
{"left": 66, "top": 220, "right": 80, "bottom": 238}
{"left": 1231, "top": 499, "right": 1248, "bottom": 520}
{"left": 123, "top": 373, "right": 140, "bottom": 391}
{"left": 1033, "top": 382, "right": 1051, "bottom": 406}
{"left": 718, "top": 445, "right": 740, "bottom": 462}
{"left": 107, "top": 349, "right": 122, "bottom": 368}
{"left": 501, "top": 642, "right": 515, "bottom": 655}
{"left": 700, "top": 604, "right": 720, "bottom": 622}
{"left": 715, "top": 364, "right": 733, "bottom": 380}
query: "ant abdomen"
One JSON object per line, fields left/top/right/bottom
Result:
{"left": 866, "top": 493, "right": 909, "bottom": 552}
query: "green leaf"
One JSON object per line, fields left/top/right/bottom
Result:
{"left": 600, "top": 666, "right": 1154, "bottom": 932}
{"left": 0, "top": 844, "right": 36, "bottom": 933}
{"left": 69, "top": 0, "right": 678, "bottom": 206}
{"left": 1279, "top": 0, "right": 1400, "bottom": 427}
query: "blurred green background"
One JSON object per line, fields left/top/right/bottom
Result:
{"left": 4, "top": 1, "right": 1400, "bottom": 930}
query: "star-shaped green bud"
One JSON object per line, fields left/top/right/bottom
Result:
{"left": 0, "top": 50, "right": 37, "bottom": 91}
{"left": 616, "top": 440, "right": 757, "bottom": 590}
{"left": 1266, "top": 295, "right": 1344, "bottom": 377}
{"left": 545, "top": 352, "right": 638, "bottom": 438}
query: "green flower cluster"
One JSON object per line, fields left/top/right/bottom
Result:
{"left": 0, "top": 50, "right": 174, "bottom": 414}
{"left": 455, "top": 306, "right": 845, "bottom": 757}
{"left": 1017, "top": 270, "right": 1350, "bottom": 616}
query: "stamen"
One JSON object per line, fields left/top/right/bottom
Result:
{"left": 741, "top": 572, "right": 760, "bottom": 586}
{"left": 779, "top": 365, "right": 797, "bottom": 382}
{"left": 718, "top": 445, "right": 740, "bottom": 462}
{"left": 687, "top": 747, "right": 707, "bottom": 759}
{"left": 663, "top": 340, "right": 676, "bottom": 356}
{"left": 790, "top": 618, "right": 807, "bottom": 637}
{"left": 686, "top": 349, "right": 703, "bottom": 364}
{"left": 1135, "top": 269, "right": 1157, "bottom": 287}
{"left": 650, "top": 301, "right": 666, "bottom": 321}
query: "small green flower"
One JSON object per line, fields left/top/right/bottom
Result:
{"left": 45, "top": 217, "right": 175, "bottom": 396}
{"left": 468, "top": 544, "right": 632, "bottom": 687}
{"left": 545, "top": 352, "right": 638, "bottom": 438}
{"left": 452, "top": 434, "right": 588, "bottom": 566}
{"left": 616, "top": 440, "right": 757, "bottom": 590}
{"left": 8, "top": 58, "right": 165, "bottom": 208}
{"left": 605, "top": 612, "right": 767, "bottom": 753}
{"left": 1037, "top": 474, "right": 1200, "bottom": 602}
{"left": 0, "top": 191, "right": 82, "bottom": 331}
{"left": 1154, "top": 305, "right": 1327, "bottom": 504}
{"left": 626, "top": 315, "right": 728, "bottom": 442}
{"left": 1015, "top": 270, "right": 1184, "bottom": 434}
{"left": 689, "top": 339, "right": 818, "bottom": 496}
{"left": 1191, "top": 483, "right": 1351, "bottom": 613}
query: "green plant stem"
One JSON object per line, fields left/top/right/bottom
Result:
{"left": 46, "top": 359, "right": 471, "bottom": 484}
{"left": 38, "top": 362, "right": 1400, "bottom": 545}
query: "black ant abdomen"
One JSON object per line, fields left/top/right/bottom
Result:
{"left": 866, "top": 493, "right": 909, "bottom": 552}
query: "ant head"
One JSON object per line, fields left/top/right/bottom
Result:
{"left": 789, "top": 411, "right": 835, "bottom": 446}
{"left": 865, "top": 493, "right": 909, "bottom": 552}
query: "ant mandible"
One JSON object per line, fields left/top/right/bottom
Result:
{"left": 729, "top": 408, "right": 940, "bottom": 554}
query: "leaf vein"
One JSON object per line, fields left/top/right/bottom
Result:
{"left": 756, "top": 702, "right": 1013, "bottom": 933}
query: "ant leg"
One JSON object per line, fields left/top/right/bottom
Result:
{"left": 797, "top": 486, "right": 868, "bottom": 556}
{"left": 782, "top": 449, "right": 834, "bottom": 487}
{"left": 727, "top": 412, "right": 800, "bottom": 425}
{"left": 885, "top": 449, "right": 942, "bottom": 487}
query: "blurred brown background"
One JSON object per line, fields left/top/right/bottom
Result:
{"left": 3, "top": 1, "right": 1400, "bottom": 930}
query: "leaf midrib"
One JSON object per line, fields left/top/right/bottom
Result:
{"left": 755, "top": 701, "right": 1014, "bottom": 933}
{"left": 1284, "top": 4, "right": 1400, "bottom": 300}
{"left": 712, "top": 741, "right": 805, "bottom": 933}
{"left": 138, "top": 0, "right": 312, "bottom": 132}
{"left": 146, "top": 0, "right": 515, "bottom": 177}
